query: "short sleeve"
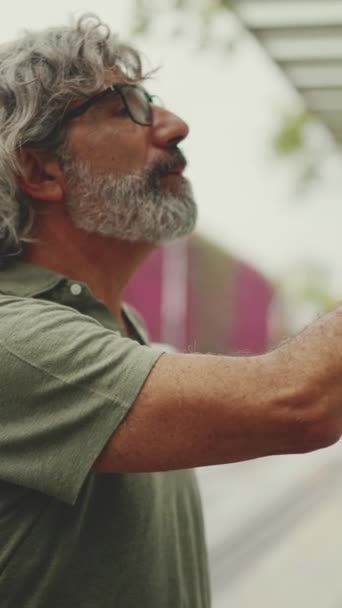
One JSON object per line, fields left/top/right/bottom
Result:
{"left": 0, "top": 295, "right": 163, "bottom": 504}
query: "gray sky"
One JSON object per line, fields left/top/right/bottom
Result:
{"left": 2, "top": 0, "right": 342, "bottom": 294}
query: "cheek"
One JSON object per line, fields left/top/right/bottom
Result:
{"left": 67, "top": 121, "right": 150, "bottom": 175}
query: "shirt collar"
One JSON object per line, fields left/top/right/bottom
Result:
{"left": 0, "top": 261, "right": 148, "bottom": 344}
{"left": 0, "top": 261, "right": 65, "bottom": 297}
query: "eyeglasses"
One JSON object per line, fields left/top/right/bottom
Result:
{"left": 62, "top": 83, "right": 156, "bottom": 127}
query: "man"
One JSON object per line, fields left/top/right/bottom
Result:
{"left": 0, "top": 13, "right": 341, "bottom": 608}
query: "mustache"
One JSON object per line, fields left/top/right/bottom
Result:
{"left": 148, "top": 148, "right": 187, "bottom": 181}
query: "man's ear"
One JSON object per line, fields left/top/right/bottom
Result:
{"left": 17, "top": 147, "right": 66, "bottom": 203}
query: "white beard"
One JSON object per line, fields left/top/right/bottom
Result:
{"left": 62, "top": 154, "right": 198, "bottom": 243}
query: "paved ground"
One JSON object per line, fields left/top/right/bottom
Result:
{"left": 197, "top": 441, "right": 342, "bottom": 608}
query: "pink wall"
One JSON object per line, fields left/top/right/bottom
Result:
{"left": 124, "top": 236, "right": 274, "bottom": 355}
{"left": 123, "top": 248, "right": 163, "bottom": 343}
{"left": 230, "top": 261, "right": 273, "bottom": 354}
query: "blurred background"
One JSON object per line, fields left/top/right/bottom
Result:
{"left": 5, "top": 1, "right": 342, "bottom": 605}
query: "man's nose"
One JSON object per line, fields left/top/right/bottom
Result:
{"left": 151, "top": 106, "right": 189, "bottom": 148}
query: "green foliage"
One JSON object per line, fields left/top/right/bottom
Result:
{"left": 272, "top": 108, "right": 332, "bottom": 193}
{"left": 132, "top": 0, "right": 233, "bottom": 21}
{"left": 300, "top": 282, "right": 337, "bottom": 311}
{"left": 131, "top": 0, "right": 235, "bottom": 48}
{"left": 201, "top": 0, "right": 231, "bottom": 16}
{"left": 131, "top": 0, "right": 153, "bottom": 35}
{"left": 273, "top": 110, "right": 312, "bottom": 155}
{"left": 275, "top": 271, "right": 338, "bottom": 329}
{"left": 174, "top": 0, "right": 186, "bottom": 8}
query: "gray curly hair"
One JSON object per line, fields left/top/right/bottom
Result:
{"left": 0, "top": 14, "right": 144, "bottom": 266}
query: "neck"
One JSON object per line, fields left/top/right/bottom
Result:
{"left": 23, "top": 208, "right": 154, "bottom": 326}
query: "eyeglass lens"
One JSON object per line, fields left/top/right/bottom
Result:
{"left": 122, "top": 85, "right": 153, "bottom": 126}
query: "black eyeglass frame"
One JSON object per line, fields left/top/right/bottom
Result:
{"left": 62, "top": 83, "right": 154, "bottom": 127}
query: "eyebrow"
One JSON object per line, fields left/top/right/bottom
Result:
{"left": 62, "top": 85, "right": 120, "bottom": 123}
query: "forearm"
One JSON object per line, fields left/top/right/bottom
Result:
{"left": 95, "top": 348, "right": 320, "bottom": 473}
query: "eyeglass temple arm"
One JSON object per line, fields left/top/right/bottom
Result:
{"left": 62, "top": 85, "right": 119, "bottom": 123}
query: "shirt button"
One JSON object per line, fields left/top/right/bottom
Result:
{"left": 70, "top": 283, "right": 82, "bottom": 296}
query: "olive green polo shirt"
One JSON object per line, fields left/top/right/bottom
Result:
{"left": 0, "top": 262, "right": 210, "bottom": 608}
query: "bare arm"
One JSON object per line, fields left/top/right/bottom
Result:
{"left": 95, "top": 308, "right": 342, "bottom": 473}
